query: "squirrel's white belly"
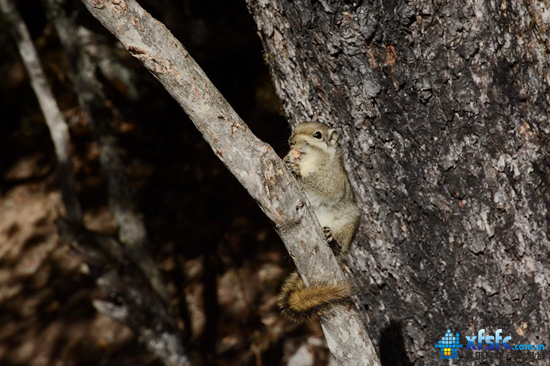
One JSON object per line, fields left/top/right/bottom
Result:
{"left": 315, "top": 208, "right": 335, "bottom": 228}
{"left": 306, "top": 192, "right": 340, "bottom": 229}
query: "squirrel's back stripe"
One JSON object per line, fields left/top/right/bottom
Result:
{"left": 278, "top": 272, "right": 352, "bottom": 323}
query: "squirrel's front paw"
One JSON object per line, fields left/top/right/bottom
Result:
{"left": 284, "top": 154, "right": 301, "bottom": 177}
{"left": 323, "top": 226, "right": 342, "bottom": 256}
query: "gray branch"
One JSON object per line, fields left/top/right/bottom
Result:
{"left": 0, "top": 0, "right": 82, "bottom": 223}
{"left": 2, "top": 1, "right": 188, "bottom": 364}
{"left": 43, "top": 0, "right": 169, "bottom": 307}
{"left": 78, "top": 0, "right": 380, "bottom": 364}
{"left": 76, "top": 26, "right": 140, "bottom": 100}
{"left": 57, "top": 219, "right": 192, "bottom": 366}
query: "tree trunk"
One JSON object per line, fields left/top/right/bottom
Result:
{"left": 246, "top": 0, "right": 550, "bottom": 364}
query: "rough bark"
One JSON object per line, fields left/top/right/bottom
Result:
{"left": 246, "top": 0, "right": 550, "bottom": 364}
{"left": 78, "top": 1, "right": 380, "bottom": 365}
{"left": 0, "top": 0, "right": 82, "bottom": 223}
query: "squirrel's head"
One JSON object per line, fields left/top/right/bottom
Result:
{"left": 288, "top": 122, "right": 340, "bottom": 158}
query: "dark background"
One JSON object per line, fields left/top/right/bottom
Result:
{"left": 0, "top": 1, "right": 325, "bottom": 365}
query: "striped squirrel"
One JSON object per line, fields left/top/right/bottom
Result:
{"left": 279, "top": 122, "right": 360, "bottom": 322}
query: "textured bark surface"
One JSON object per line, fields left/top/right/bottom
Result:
{"left": 78, "top": 1, "right": 380, "bottom": 364}
{"left": 246, "top": 0, "right": 550, "bottom": 364}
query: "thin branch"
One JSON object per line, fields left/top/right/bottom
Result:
{"left": 43, "top": 0, "right": 169, "bottom": 306}
{"left": 76, "top": 26, "right": 140, "bottom": 100}
{"left": 57, "top": 219, "right": 192, "bottom": 366}
{"left": 1, "top": 2, "right": 191, "bottom": 364}
{"left": 78, "top": 1, "right": 380, "bottom": 364}
{"left": 0, "top": 0, "right": 82, "bottom": 222}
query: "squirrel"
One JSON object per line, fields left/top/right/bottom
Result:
{"left": 278, "top": 122, "right": 361, "bottom": 322}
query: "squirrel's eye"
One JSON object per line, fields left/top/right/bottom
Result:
{"left": 313, "top": 131, "right": 322, "bottom": 139}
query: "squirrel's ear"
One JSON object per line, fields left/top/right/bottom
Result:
{"left": 327, "top": 128, "right": 339, "bottom": 146}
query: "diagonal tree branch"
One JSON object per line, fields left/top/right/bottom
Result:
{"left": 0, "top": 0, "right": 82, "bottom": 223}
{"left": 57, "top": 218, "right": 192, "bottom": 366}
{"left": 78, "top": 0, "right": 380, "bottom": 364}
{"left": 42, "top": 0, "right": 169, "bottom": 306}
{"left": 1, "top": 1, "right": 191, "bottom": 364}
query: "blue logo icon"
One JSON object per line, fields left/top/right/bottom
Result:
{"left": 435, "top": 330, "right": 463, "bottom": 359}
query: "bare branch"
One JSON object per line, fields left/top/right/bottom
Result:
{"left": 0, "top": 0, "right": 82, "bottom": 222}
{"left": 2, "top": 2, "right": 189, "bottom": 363}
{"left": 43, "top": 0, "right": 169, "bottom": 306}
{"left": 77, "top": 26, "right": 140, "bottom": 100}
{"left": 78, "top": 0, "right": 380, "bottom": 364}
{"left": 57, "top": 219, "right": 192, "bottom": 366}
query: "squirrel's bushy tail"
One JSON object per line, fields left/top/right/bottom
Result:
{"left": 278, "top": 272, "right": 352, "bottom": 323}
